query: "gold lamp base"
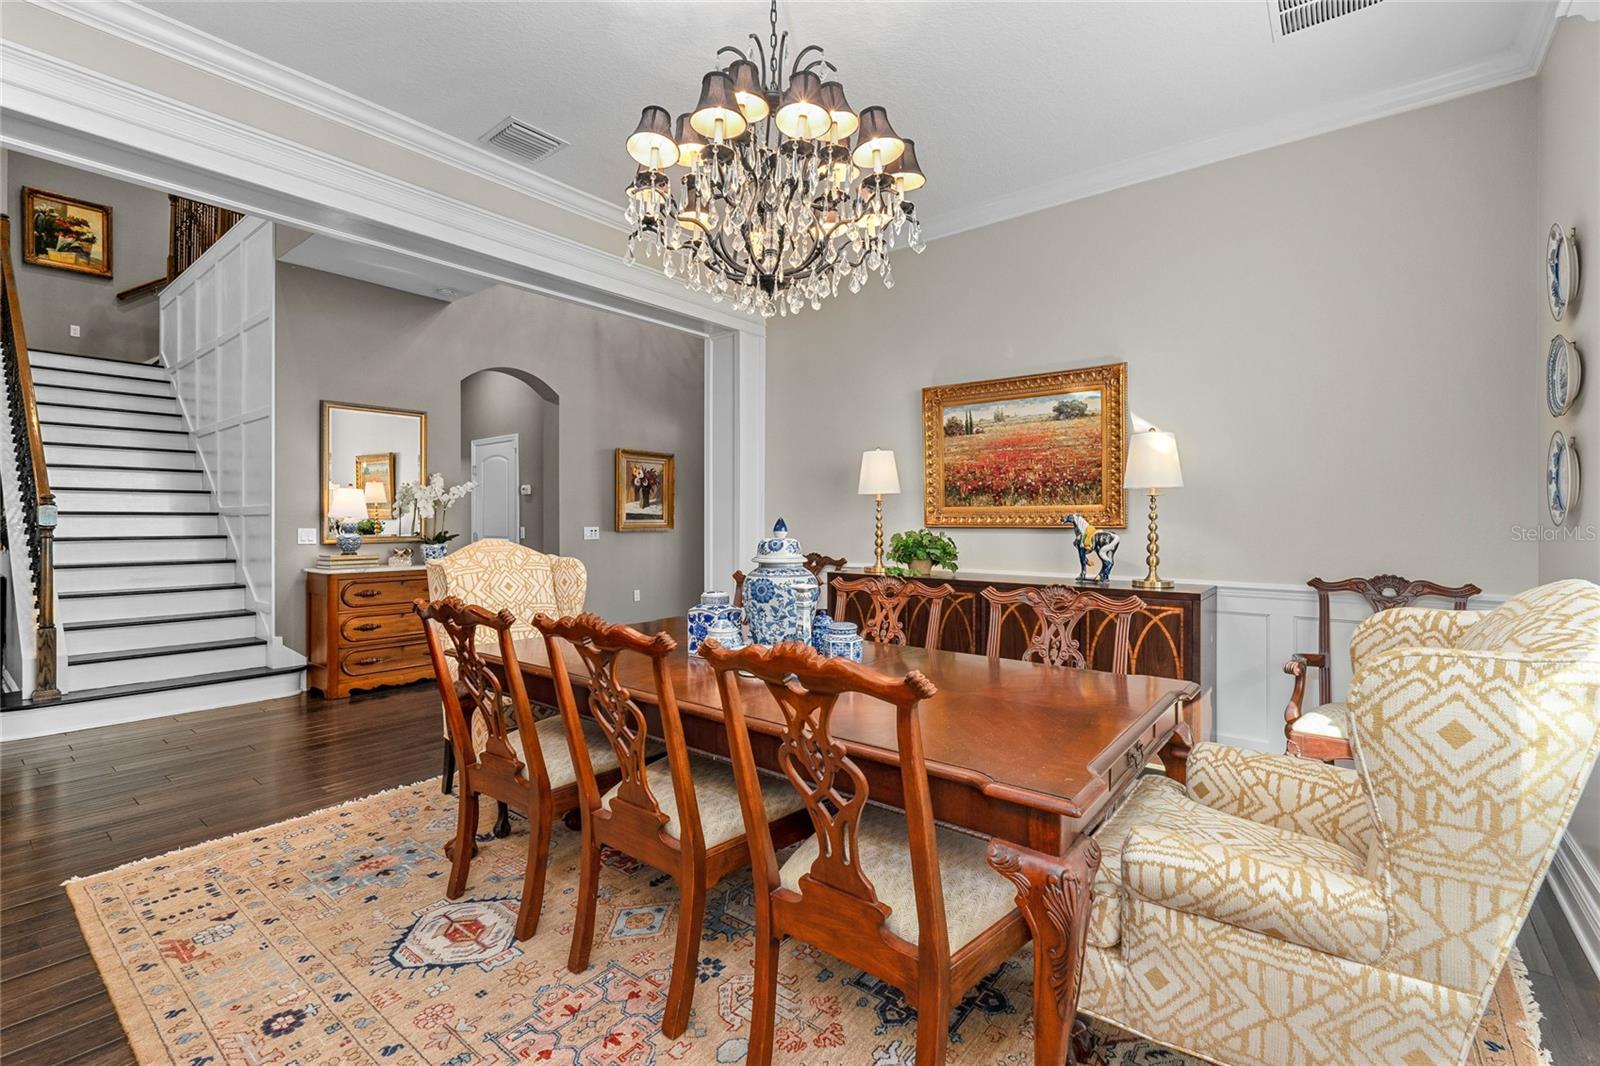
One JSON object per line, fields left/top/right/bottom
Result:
{"left": 864, "top": 494, "right": 887, "bottom": 573}
{"left": 1132, "top": 489, "right": 1175, "bottom": 589}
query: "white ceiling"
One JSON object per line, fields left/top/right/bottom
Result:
{"left": 133, "top": 0, "right": 1557, "bottom": 238}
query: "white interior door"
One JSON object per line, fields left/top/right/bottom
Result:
{"left": 470, "top": 434, "right": 519, "bottom": 543}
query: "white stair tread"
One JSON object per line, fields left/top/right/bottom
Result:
{"left": 28, "top": 350, "right": 166, "bottom": 380}
{"left": 63, "top": 608, "right": 256, "bottom": 632}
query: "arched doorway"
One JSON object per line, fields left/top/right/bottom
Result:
{"left": 459, "top": 367, "right": 559, "bottom": 551}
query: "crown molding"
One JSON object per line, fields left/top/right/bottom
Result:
{"left": 30, "top": 0, "right": 626, "bottom": 235}
{"left": 0, "top": 39, "right": 757, "bottom": 337}
{"left": 922, "top": 3, "right": 1562, "bottom": 242}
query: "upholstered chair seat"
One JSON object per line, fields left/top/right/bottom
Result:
{"left": 603, "top": 753, "right": 804, "bottom": 847}
{"left": 1287, "top": 699, "right": 1348, "bottom": 741}
{"left": 779, "top": 804, "right": 1018, "bottom": 949}
{"left": 1080, "top": 579, "right": 1600, "bottom": 1066}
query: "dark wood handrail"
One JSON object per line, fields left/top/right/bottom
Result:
{"left": 1, "top": 213, "right": 60, "bottom": 699}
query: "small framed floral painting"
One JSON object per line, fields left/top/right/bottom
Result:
{"left": 922, "top": 362, "right": 1127, "bottom": 528}
{"left": 616, "top": 448, "right": 675, "bottom": 531}
{"left": 23, "top": 187, "right": 113, "bottom": 278}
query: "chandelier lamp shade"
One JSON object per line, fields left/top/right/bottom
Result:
{"left": 622, "top": 0, "right": 927, "bottom": 318}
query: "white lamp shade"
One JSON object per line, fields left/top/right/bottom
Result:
{"left": 364, "top": 481, "right": 388, "bottom": 504}
{"left": 329, "top": 485, "right": 369, "bottom": 521}
{"left": 858, "top": 449, "right": 901, "bottom": 495}
{"left": 1125, "top": 430, "right": 1184, "bottom": 489}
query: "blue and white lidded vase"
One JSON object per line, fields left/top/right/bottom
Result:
{"left": 687, "top": 590, "right": 740, "bottom": 654}
{"left": 744, "top": 519, "right": 820, "bottom": 645}
{"left": 811, "top": 609, "right": 834, "bottom": 653}
{"left": 822, "top": 620, "right": 864, "bottom": 662}
{"left": 422, "top": 543, "right": 448, "bottom": 562}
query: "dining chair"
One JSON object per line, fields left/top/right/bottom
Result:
{"left": 700, "top": 638, "right": 1033, "bottom": 1066}
{"left": 416, "top": 596, "right": 620, "bottom": 942}
{"left": 532, "top": 612, "right": 811, "bottom": 1039}
{"left": 981, "top": 584, "right": 1146, "bottom": 673}
{"left": 1284, "top": 574, "right": 1480, "bottom": 761}
{"left": 831, "top": 574, "right": 956, "bottom": 651}
{"left": 732, "top": 551, "right": 846, "bottom": 607}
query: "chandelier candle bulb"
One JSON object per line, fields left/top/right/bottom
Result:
{"left": 622, "top": 0, "right": 926, "bottom": 317}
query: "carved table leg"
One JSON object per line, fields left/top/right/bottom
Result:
{"left": 989, "top": 834, "right": 1102, "bottom": 1066}
{"left": 1158, "top": 720, "right": 1193, "bottom": 785}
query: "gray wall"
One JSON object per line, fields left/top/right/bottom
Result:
{"left": 274, "top": 265, "right": 704, "bottom": 652}
{"left": 766, "top": 81, "right": 1540, "bottom": 595}
{"left": 1534, "top": 15, "right": 1600, "bottom": 909}
{"left": 4, "top": 150, "right": 168, "bottom": 363}
{"left": 460, "top": 368, "right": 559, "bottom": 550}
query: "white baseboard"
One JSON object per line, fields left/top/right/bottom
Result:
{"left": 1547, "top": 835, "right": 1600, "bottom": 981}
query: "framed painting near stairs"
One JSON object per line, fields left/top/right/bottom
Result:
{"left": 22, "top": 187, "right": 113, "bottom": 278}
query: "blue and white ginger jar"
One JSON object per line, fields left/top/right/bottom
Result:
{"left": 687, "top": 590, "right": 742, "bottom": 654}
{"left": 744, "top": 518, "right": 820, "bottom": 646}
{"left": 822, "top": 620, "right": 864, "bottom": 662}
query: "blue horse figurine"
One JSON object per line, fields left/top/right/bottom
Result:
{"left": 1062, "top": 513, "right": 1120, "bottom": 582}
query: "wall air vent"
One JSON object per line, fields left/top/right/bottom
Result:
{"left": 1271, "top": 0, "right": 1383, "bottom": 39}
{"left": 482, "top": 117, "right": 567, "bottom": 167}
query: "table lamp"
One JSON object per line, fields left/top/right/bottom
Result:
{"left": 329, "top": 485, "right": 369, "bottom": 555}
{"left": 1125, "top": 429, "right": 1183, "bottom": 589}
{"left": 364, "top": 479, "right": 389, "bottom": 519}
{"left": 858, "top": 449, "right": 900, "bottom": 574}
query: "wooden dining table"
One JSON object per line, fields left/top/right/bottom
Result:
{"left": 484, "top": 616, "right": 1200, "bottom": 1065}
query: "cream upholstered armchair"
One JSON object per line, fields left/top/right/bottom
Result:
{"left": 425, "top": 539, "right": 587, "bottom": 792}
{"left": 1082, "top": 579, "right": 1600, "bottom": 1066}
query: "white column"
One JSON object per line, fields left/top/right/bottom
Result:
{"left": 703, "top": 328, "right": 765, "bottom": 592}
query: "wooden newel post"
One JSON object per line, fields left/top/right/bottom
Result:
{"left": 33, "top": 495, "right": 59, "bottom": 699}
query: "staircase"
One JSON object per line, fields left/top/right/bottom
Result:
{"left": 8, "top": 349, "right": 302, "bottom": 728}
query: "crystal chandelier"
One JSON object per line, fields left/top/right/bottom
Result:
{"left": 623, "top": 0, "right": 926, "bottom": 318}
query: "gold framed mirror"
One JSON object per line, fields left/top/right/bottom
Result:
{"left": 321, "top": 401, "right": 427, "bottom": 544}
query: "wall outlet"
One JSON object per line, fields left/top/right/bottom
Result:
{"left": 69, "top": 324, "right": 81, "bottom": 337}
{"left": 583, "top": 526, "right": 600, "bottom": 541}
{"left": 633, "top": 589, "right": 642, "bottom": 603}
{"left": 297, "top": 528, "right": 317, "bottom": 545}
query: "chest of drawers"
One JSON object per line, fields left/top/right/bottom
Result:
{"left": 306, "top": 566, "right": 432, "bottom": 699}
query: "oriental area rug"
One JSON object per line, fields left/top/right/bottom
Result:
{"left": 66, "top": 780, "right": 1550, "bottom": 1065}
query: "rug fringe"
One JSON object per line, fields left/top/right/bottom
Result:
{"left": 1505, "top": 949, "right": 1555, "bottom": 1066}
{"left": 60, "top": 777, "right": 443, "bottom": 887}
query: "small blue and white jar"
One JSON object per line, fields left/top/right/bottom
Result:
{"left": 688, "top": 590, "right": 738, "bottom": 654}
{"left": 700, "top": 613, "right": 747, "bottom": 655}
{"left": 822, "top": 620, "right": 864, "bottom": 662}
{"left": 422, "top": 543, "right": 448, "bottom": 562}
{"left": 811, "top": 609, "right": 834, "bottom": 653}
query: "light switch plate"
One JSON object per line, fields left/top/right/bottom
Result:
{"left": 297, "top": 528, "right": 317, "bottom": 545}
{"left": 583, "top": 526, "right": 600, "bottom": 541}
{"left": 633, "top": 589, "right": 641, "bottom": 602}
{"left": 69, "top": 324, "right": 81, "bottom": 337}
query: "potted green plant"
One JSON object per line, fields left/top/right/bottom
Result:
{"left": 887, "top": 529, "right": 959, "bottom": 576}
{"left": 355, "top": 518, "right": 379, "bottom": 536}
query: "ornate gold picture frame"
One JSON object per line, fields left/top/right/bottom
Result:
{"left": 615, "top": 448, "right": 675, "bottom": 532}
{"left": 922, "top": 362, "right": 1127, "bottom": 528}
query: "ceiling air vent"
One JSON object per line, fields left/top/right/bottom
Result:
{"left": 1271, "top": 0, "right": 1383, "bottom": 39}
{"left": 482, "top": 116, "right": 567, "bottom": 167}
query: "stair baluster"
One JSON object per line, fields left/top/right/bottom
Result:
{"left": 1, "top": 214, "right": 60, "bottom": 699}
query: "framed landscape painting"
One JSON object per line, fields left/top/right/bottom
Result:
{"left": 22, "top": 187, "right": 113, "bottom": 278}
{"left": 922, "top": 362, "right": 1127, "bottom": 528}
{"left": 615, "top": 448, "right": 675, "bottom": 531}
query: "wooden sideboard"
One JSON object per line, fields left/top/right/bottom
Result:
{"left": 828, "top": 567, "right": 1216, "bottom": 700}
{"left": 306, "top": 566, "right": 432, "bottom": 699}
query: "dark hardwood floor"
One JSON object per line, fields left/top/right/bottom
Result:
{"left": 1, "top": 684, "right": 1597, "bottom": 1065}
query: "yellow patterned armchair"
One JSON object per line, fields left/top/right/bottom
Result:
{"left": 425, "top": 539, "right": 587, "bottom": 788}
{"left": 1083, "top": 579, "right": 1600, "bottom": 1066}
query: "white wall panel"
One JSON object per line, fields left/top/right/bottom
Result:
{"left": 160, "top": 217, "right": 276, "bottom": 629}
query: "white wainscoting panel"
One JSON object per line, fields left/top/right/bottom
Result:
{"left": 159, "top": 217, "right": 276, "bottom": 634}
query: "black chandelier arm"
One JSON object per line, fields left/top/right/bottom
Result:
{"left": 787, "top": 44, "right": 834, "bottom": 80}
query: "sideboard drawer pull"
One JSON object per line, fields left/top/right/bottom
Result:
{"left": 353, "top": 589, "right": 383, "bottom": 599}
{"left": 354, "top": 655, "right": 387, "bottom": 666}
{"left": 353, "top": 622, "right": 383, "bottom": 632}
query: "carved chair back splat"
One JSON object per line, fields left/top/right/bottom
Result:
{"left": 981, "top": 585, "right": 1146, "bottom": 674}
{"left": 701, "top": 638, "right": 1033, "bottom": 1066}
{"left": 533, "top": 612, "right": 809, "bottom": 1040}
{"left": 831, "top": 575, "right": 956, "bottom": 651}
{"left": 416, "top": 596, "right": 561, "bottom": 942}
